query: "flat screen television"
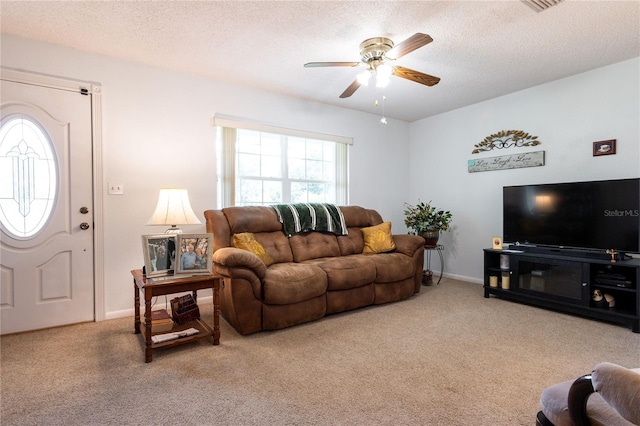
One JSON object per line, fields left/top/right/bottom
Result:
{"left": 503, "top": 178, "right": 640, "bottom": 254}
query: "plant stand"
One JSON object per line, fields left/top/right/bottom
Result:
{"left": 423, "top": 244, "right": 445, "bottom": 285}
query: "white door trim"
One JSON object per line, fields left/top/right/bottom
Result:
{"left": 1, "top": 67, "right": 106, "bottom": 322}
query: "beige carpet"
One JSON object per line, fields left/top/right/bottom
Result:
{"left": 2, "top": 279, "right": 639, "bottom": 425}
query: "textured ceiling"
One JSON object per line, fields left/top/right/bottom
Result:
{"left": 1, "top": 1, "right": 639, "bottom": 122}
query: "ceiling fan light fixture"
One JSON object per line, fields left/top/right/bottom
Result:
{"left": 357, "top": 69, "right": 372, "bottom": 86}
{"left": 359, "top": 37, "right": 394, "bottom": 62}
{"left": 375, "top": 64, "right": 392, "bottom": 87}
{"left": 376, "top": 75, "right": 390, "bottom": 88}
{"left": 377, "top": 63, "right": 392, "bottom": 78}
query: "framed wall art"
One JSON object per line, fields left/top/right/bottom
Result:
{"left": 142, "top": 234, "right": 176, "bottom": 278}
{"left": 175, "top": 233, "right": 213, "bottom": 275}
{"left": 593, "top": 139, "right": 616, "bottom": 156}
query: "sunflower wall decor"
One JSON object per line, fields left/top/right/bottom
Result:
{"left": 472, "top": 130, "right": 541, "bottom": 154}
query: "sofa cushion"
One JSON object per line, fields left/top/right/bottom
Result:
{"left": 254, "top": 231, "right": 294, "bottom": 264}
{"left": 368, "top": 253, "right": 415, "bottom": 282}
{"left": 340, "top": 205, "right": 383, "bottom": 227}
{"left": 263, "top": 263, "right": 327, "bottom": 305}
{"left": 263, "top": 294, "right": 326, "bottom": 330}
{"left": 361, "top": 222, "right": 396, "bottom": 253}
{"left": 374, "top": 278, "right": 415, "bottom": 304}
{"left": 205, "top": 209, "right": 232, "bottom": 252}
{"left": 304, "top": 255, "right": 376, "bottom": 291}
{"left": 289, "top": 232, "right": 341, "bottom": 262}
{"left": 223, "top": 206, "right": 283, "bottom": 233}
{"left": 232, "top": 233, "right": 275, "bottom": 266}
{"left": 326, "top": 284, "right": 375, "bottom": 314}
{"left": 337, "top": 228, "right": 365, "bottom": 255}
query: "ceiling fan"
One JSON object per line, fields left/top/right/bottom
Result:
{"left": 304, "top": 33, "right": 441, "bottom": 98}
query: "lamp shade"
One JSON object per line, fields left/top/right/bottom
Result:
{"left": 146, "top": 188, "right": 201, "bottom": 232}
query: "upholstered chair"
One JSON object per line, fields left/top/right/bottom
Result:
{"left": 537, "top": 362, "right": 640, "bottom": 426}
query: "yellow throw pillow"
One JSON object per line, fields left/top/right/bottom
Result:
{"left": 361, "top": 222, "right": 396, "bottom": 253}
{"left": 232, "top": 233, "right": 274, "bottom": 266}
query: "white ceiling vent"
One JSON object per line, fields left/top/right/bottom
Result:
{"left": 522, "top": 0, "right": 563, "bottom": 12}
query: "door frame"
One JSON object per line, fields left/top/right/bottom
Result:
{"left": 1, "top": 67, "right": 105, "bottom": 322}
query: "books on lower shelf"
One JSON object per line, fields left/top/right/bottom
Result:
{"left": 151, "top": 327, "right": 200, "bottom": 344}
{"left": 170, "top": 294, "right": 200, "bottom": 324}
{"left": 147, "top": 309, "right": 174, "bottom": 333}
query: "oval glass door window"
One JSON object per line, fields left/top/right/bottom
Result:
{"left": 0, "top": 116, "right": 58, "bottom": 238}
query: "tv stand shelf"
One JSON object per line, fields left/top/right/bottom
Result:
{"left": 483, "top": 249, "right": 640, "bottom": 333}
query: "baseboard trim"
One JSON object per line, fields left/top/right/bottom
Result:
{"left": 443, "top": 272, "right": 483, "bottom": 285}
{"left": 104, "top": 294, "right": 214, "bottom": 320}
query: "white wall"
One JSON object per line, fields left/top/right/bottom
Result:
{"left": 1, "top": 35, "right": 412, "bottom": 317}
{"left": 3, "top": 34, "right": 638, "bottom": 315}
{"left": 409, "top": 58, "right": 640, "bottom": 283}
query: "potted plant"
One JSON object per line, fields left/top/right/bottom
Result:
{"left": 403, "top": 200, "right": 453, "bottom": 246}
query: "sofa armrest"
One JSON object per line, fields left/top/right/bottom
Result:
{"left": 568, "top": 373, "right": 595, "bottom": 425}
{"left": 392, "top": 234, "right": 426, "bottom": 257}
{"left": 212, "top": 247, "right": 267, "bottom": 279}
{"left": 591, "top": 362, "right": 640, "bottom": 424}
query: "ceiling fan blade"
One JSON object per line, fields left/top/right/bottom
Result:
{"left": 393, "top": 66, "right": 440, "bottom": 86}
{"left": 386, "top": 33, "right": 433, "bottom": 60}
{"left": 339, "top": 79, "right": 361, "bottom": 98}
{"left": 304, "top": 62, "right": 360, "bottom": 68}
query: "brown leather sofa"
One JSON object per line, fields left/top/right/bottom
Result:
{"left": 205, "top": 205, "right": 425, "bottom": 335}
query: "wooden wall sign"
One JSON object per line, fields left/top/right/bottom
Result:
{"left": 468, "top": 150, "right": 545, "bottom": 173}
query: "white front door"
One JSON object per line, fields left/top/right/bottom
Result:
{"left": 0, "top": 75, "right": 95, "bottom": 334}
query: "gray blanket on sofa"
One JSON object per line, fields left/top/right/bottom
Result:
{"left": 272, "top": 203, "right": 348, "bottom": 237}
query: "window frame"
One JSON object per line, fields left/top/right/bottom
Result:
{"left": 214, "top": 116, "right": 350, "bottom": 208}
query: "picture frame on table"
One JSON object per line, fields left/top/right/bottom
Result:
{"left": 175, "top": 233, "right": 213, "bottom": 276}
{"left": 593, "top": 139, "right": 616, "bottom": 156}
{"left": 141, "top": 234, "right": 176, "bottom": 278}
{"left": 492, "top": 237, "right": 503, "bottom": 250}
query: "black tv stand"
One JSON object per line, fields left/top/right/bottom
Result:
{"left": 484, "top": 248, "right": 640, "bottom": 333}
{"left": 510, "top": 245, "right": 626, "bottom": 262}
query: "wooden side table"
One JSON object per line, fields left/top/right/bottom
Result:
{"left": 132, "top": 269, "right": 220, "bottom": 362}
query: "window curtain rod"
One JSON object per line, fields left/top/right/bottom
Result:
{"left": 211, "top": 114, "right": 353, "bottom": 145}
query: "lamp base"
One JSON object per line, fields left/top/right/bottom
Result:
{"left": 165, "top": 226, "right": 183, "bottom": 234}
